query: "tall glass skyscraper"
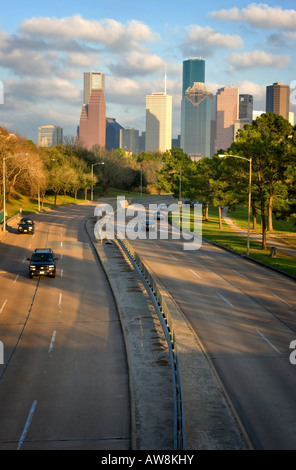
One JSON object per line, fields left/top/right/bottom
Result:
{"left": 181, "top": 58, "right": 214, "bottom": 159}
{"left": 181, "top": 82, "right": 214, "bottom": 159}
{"left": 182, "top": 58, "right": 205, "bottom": 97}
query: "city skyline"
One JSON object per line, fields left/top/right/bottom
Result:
{"left": 1, "top": 1, "right": 296, "bottom": 143}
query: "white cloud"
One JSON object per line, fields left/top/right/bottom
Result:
{"left": 181, "top": 25, "right": 243, "bottom": 57}
{"left": 108, "top": 51, "right": 164, "bottom": 77}
{"left": 228, "top": 50, "right": 290, "bottom": 70}
{"left": 6, "top": 77, "right": 81, "bottom": 102}
{"left": 209, "top": 3, "right": 296, "bottom": 30}
{"left": 20, "top": 15, "right": 158, "bottom": 50}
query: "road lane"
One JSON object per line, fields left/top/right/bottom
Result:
{"left": 0, "top": 204, "right": 131, "bottom": 450}
{"left": 127, "top": 210, "right": 296, "bottom": 449}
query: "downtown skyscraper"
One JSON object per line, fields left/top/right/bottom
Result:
{"left": 145, "top": 92, "right": 172, "bottom": 152}
{"left": 180, "top": 58, "right": 214, "bottom": 159}
{"left": 76, "top": 72, "right": 106, "bottom": 150}
{"left": 214, "top": 86, "right": 239, "bottom": 153}
{"left": 266, "top": 82, "right": 290, "bottom": 120}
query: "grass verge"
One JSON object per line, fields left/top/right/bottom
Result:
{"left": 177, "top": 205, "right": 296, "bottom": 280}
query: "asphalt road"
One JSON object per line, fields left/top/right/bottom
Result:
{"left": 127, "top": 199, "right": 296, "bottom": 450}
{"left": 0, "top": 204, "right": 131, "bottom": 450}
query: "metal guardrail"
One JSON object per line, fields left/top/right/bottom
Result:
{"left": 116, "top": 236, "right": 186, "bottom": 450}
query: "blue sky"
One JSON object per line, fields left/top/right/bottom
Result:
{"left": 1, "top": 1, "right": 296, "bottom": 143}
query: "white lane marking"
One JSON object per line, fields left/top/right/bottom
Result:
{"left": 189, "top": 269, "right": 201, "bottom": 279}
{"left": 216, "top": 291, "right": 233, "bottom": 307}
{"left": 22, "top": 256, "right": 26, "bottom": 264}
{"left": 61, "top": 241, "right": 63, "bottom": 248}
{"left": 60, "top": 269, "right": 63, "bottom": 278}
{"left": 204, "top": 254, "right": 215, "bottom": 261}
{"left": 60, "top": 254, "right": 63, "bottom": 260}
{"left": 271, "top": 293, "right": 292, "bottom": 308}
{"left": 232, "top": 269, "right": 248, "bottom": 280}
{"left": 14, "top": 274, "right": 19, "bottom": 284}
{"left": 28, "top": 244, "right": 31, "bottom": 250}
{"left": 17, "top": 400, "right": 37, "bottom": 450}
{"left": 0, "top": 300, "right": 8, "bottom": 314}
{"left": 169, "top": 254, "right": 178, "bottom": 261}
{"left": 256, "top": 329, "right": 282, "bottom": 355}
{"left": 154, "top": 243, "right": 160, "bottom": 248}
{"left": 48, "top": 330, "right": 56, "bottom": 354}
{"left": 58, "top": 293, "right": 62, "bottom": 308}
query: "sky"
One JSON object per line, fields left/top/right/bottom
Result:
{"left": 1, "top": 0, "right": 296, "bottom": 144}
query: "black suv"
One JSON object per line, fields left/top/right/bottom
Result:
{"left": 18, "top": 217, "right": 35, "bottom": 234}
{"left": 27, "top": 249, "right": 58, "bottom": 278}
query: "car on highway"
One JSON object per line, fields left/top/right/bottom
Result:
{"left": 142, "top": 220, "right": 156, "bottom": 231}
{"left": 27, "top": 248, "right": 58, "bottom": 278}
{"left": 155, "top": 211, "right": 165, "bottom": 220}
{"left": 158, "top": 203, "right": 167, "bottom": 210}
{"left": 18, "top": 217, "right": 35, "bottom": 234}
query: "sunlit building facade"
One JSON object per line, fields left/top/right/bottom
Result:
{"left": 145, "top": 92, "right": 172, "bottom": 152}
{"left": 266, "top": 82, "right": 290, "bottom": 120}
{"left": 76, "top": 72, "right": 106, "bottom": 150}
{"left": 38, "top": 125, "right": 63, "bottom": 147}
{"left": 215, "top": 86, "right": 239, "bottom": 153}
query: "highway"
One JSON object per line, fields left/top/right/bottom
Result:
{"left": 0, "top": 204, "right": 131, "bottom": 450}
{"left": 1, "top": 198, "right": 296, "bottom": 450}
{"left": 127, "top": 198, "right": 296, "bottom": 450}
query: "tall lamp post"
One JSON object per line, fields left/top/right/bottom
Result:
{"left": 91, "top": 162, "right": 105, "bottom": 202}
{"left": 218, "top": 154, "right": 252, "bottom": 256}
{"left": 2, "top": 153, "right": 28, "bottom": 231}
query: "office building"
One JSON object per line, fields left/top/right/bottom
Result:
{"left": 239, "top": 94, "right": 253, "bottom": 122}
{"left": 38, "top": 125, "right": 63, "bottom": 147}
{"left": 145, "top": 92, "right": 172, "bottom": 152}
{"left": 83, "top": 72, "right": 105, "bottom": 105}
{"left": 181, "top": 58, "right": 213, "bottom": 158}
{"left": 234, "top": 94, "right": 254, "bottom": 139}
{"left": 266, "top": 82, "right": 290, "bottom": 120}
{"left": 182, "top": 58, "right": 205, "bottom": 97}
{"left": 180, "top": 82, "right": 215, "bottom": 159}
{"left": 215, "top": 86, "right": 239, "bottom": 153}
{"left": 76, "top": 72, "right": 106, "bottom": 150}
{"left": 106, "top": 117, "right": 123, "bottom": 150}
{"left": 120, "top": 127, "right": 139, "bottom": 154}
{"left": 139, "top": 132, "right": 146, "bottom": 152}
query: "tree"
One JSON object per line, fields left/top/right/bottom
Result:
{"left": 155, "top": 147, "right": 192, "bottom": 197}
{"left": 229, "top": 113, "right": 295, "bottom": 249}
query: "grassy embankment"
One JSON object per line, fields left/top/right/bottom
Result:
{"left": 180, "top": 204, "right": 296, "bottom": 279}
{"left": 3, "top": 187, "right": 145, "bottom": 220}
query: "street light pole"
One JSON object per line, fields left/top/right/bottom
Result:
{"left": 218, "top": 154, "right": 252, "bottom": 256}
{"left": 2, "top": 153, "right": 28, "bottom": 232}
{"left": 91, "top": 162, "right": 105, "bottom": 202}
{"left": 179, "top": 166, "right": 182, "bottom": 202}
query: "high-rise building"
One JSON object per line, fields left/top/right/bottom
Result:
{"left": 120, "top": 127, "right": 139, "bottom": 154}
{"left": 234, "top": 94, "right": 254, "bottom": 139}
{"left": 266, "top": 82, "right": 290, "bottom": 120}
{"left": 182, "top": 58, "right": 205, "bottom": 97}
{"left": 145, "top": 92, "right": 172, "bottom": 152}
{"left": 180, "top": 82, "right": 215, "bottom": 159}
{"left": 76, "top": 72, "right": 106, "bottom": 150}
{"left": 215, "top": 86, "right": 239, "bottom": 153}
{"left": 106, "top": 117, "right": 123, "bottom": 150}
{"left": 83, "top": 72, "right": 105, "bottom": 105}
{"left": 38, "top": 125, "right": 63, "bottom": 147}
{"left": 181, "top": 58, "right": 213, "bottom": 158}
